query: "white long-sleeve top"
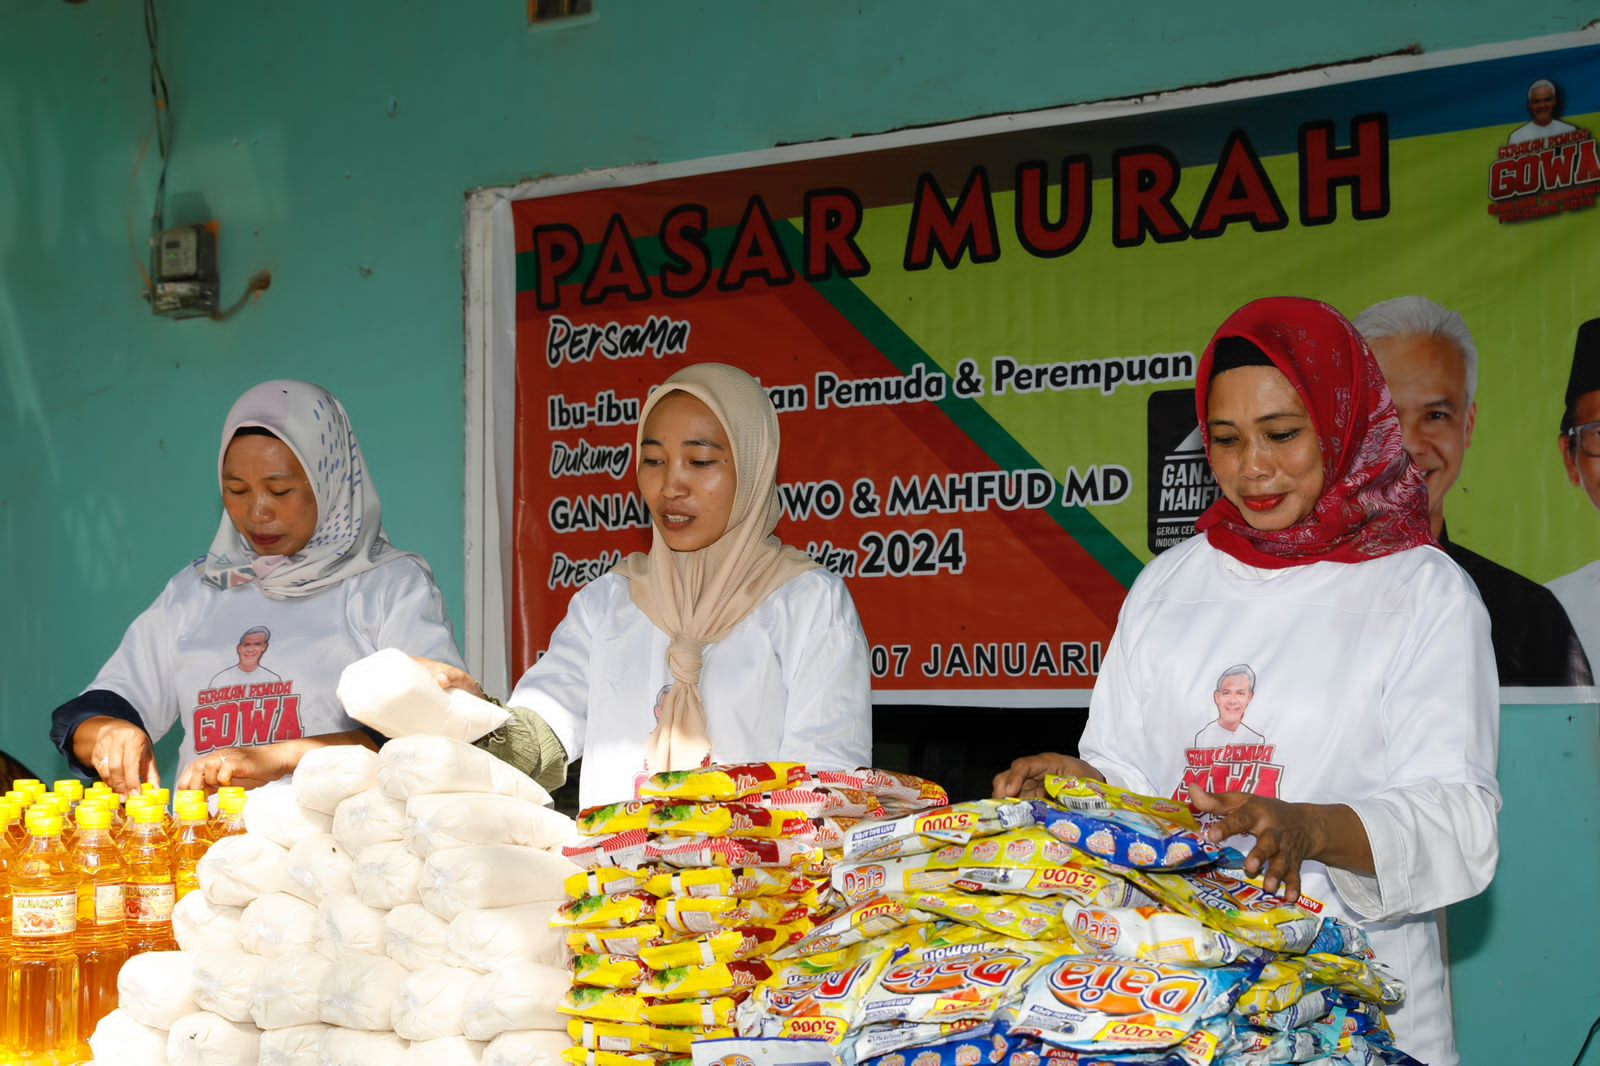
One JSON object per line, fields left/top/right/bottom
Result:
{"left": 510, "top": 568, "right": 873, "bottom": 809}
{"left": 1079, "top": 535, "right": 1500, "bottom": 1066}
{"left": 86, "top": 558, "right": 464, "bottom": 774}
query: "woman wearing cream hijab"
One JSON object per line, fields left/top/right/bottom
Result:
{"left": 439, "top": 363, "right": 872, "bottom": 807}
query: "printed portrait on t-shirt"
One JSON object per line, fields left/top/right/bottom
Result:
{"left": 191, "top": 624, "right": 303, "bottom": 753}
{"left": 1175, "top": 662, "right": 1284, "bottom": 799}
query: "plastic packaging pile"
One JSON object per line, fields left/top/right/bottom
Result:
{"left": 555, "top": 763, "right": 949, "bottom": 1066}
{"left": 89, "top": 736, "right": 583, "bottom": 1066}
{"left": 720, "top": 774, "right": 1421, "bottom": 1066}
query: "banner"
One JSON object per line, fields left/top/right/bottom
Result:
{"left": 507, "top": 36, "right": 1600, "bottom": 699}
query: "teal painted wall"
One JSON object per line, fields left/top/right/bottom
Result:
{"left": 3, "top": 3, "right": 1598, "bottom": 1060}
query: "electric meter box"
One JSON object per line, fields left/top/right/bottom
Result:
{"left": 151, "top": 223, "right": 220, "bottom": 318}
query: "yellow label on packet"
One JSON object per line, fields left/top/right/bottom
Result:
{"left": 566, "top": 867, "right": 657, "bottom": 901}
{"left": 566, "top": 922, "right": 668, "bottom": 958}
{"left": 640, "top": 996, "right": 739, "bottom": 1029}
{"left": 559, "top": 987, "right": 651, "bottom": 1024}
{"left": 568, "top": 1018, "right": 655, "bottom": 1052}
{"left": 1044, "top": 775, "right": 1202, "bottom": 830}
{"left": 573, "top": 953, "right": 649, "bottom": 989}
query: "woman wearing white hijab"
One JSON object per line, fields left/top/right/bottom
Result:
{"left": 51, "top": 380, "right": 464, "bottom": 793}
{"left": 436, "top": 363, "right": 873, "bottom": 808}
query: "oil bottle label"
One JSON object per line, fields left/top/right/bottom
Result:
{"left": 94, "top": 884, "right": 127, "bottom": 924}
{"left": 13, "top": 892, "right": 79, "bottom": 937}
{"left": 127, "top": 883, "right": 176, "bottom": 924}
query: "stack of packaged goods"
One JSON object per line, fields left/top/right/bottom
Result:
{"left": 0, "top": 778, "right": 232, "bottom": 1066}
{"left": 83, "top": 736, "right": 581, "bottom": 1066}
{"left": 556, "top": 764, "right": 949, "bottom": 1066}
{"left": 723, "top": 775, "right": 1419, "bottom": 1066}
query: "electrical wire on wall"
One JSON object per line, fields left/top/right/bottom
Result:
{"left": 136, "top": 0, "right": 270, "bottom": 320}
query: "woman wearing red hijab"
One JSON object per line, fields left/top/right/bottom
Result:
{"left": 995, "top": 297, "right": 1499, "bottom": 1065}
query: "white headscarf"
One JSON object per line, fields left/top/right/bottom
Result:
{"left": 197, "top": 380, "right": 419, "bottom": 598}
{"left": 616, "top": 363, "right": 819, "bottom": 772}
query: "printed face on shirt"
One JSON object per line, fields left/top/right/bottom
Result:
{"left": 1370, "top": 332, "right": 1476, "bottom": 538}
{"left": 1213, "top": 672, "right": 1253, "bottom": 729}
{"left": 237, "top": 631, "right": 269, "bottom": 669}
{"left": 1528, "top": 85, "right": 1558, "bottom": 125}
{"left": 1560, "top": 390, "right": 1600, "bottom": 513}
{"left": 1205, "top": 365, "right": 1325, "bottom": 531}
{"left": 637, "top": 391, "right": 737, "bottom": 552}
{"left": 221, "top": 434, "right": 319, "bottom": 557}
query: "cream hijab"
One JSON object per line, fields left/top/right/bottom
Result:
{"left": 197, "top": 380, "right": 420, "bottom": 598}
{"left": 617, "top": 363, "right": 818, "bottom": 772}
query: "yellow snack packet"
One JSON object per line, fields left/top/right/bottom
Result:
{"left": 641, "top": 996, "right": 741, "bottom": 1029}
{"left": 655, "top": 894, "right": 815, "bottom": 935}
{"left": 741, "top": 944, "right": 902, "bottom": 1042}
{"left": 555, "top": 891, "right": 658, "bottom": 929}
{"left": 649, "top": 802, "right": 814, "bottom": 840}
{"left": 559, "top": 986, "right": 651, "bottom": 1024}
{"left": 568, "top": 1018, "right": 656, "bottom": 1051}
{"left": 644, "top": 867, "right": 824, "bottom": 900}
{"left": 639, "top": 959, "right": 774, "bottom": 1000}
{"left": 566, "top": 923, "right": 672, "bottom": 958}
{"left": 899, "top": 890, "right": 1070, "bottom": 941}
{"left": 1044, "top": 774, "right": 1203, "bottom": 829}
{"left": 775, "top": 893, "right": 934, "bottom": 959}
{"left": 566, "top": 867, "right": 658, "bottom": 901}
{"left": 561, "top": 1048, "right": 660, "bottom": 1066}
{"left": 643, "top": 1026, "right": 735, "bottom": 1054}
{"left": 578, "top": 801, "right": 655, "bottom": 836}
{"left": 639, "top": 921, "right": 811, "bottom": 970}
{"left": 573, "top": 953, "right": 650, "bottom": 989}
{"left": 1126, "top": 867, "right": 1325, "bottom": 953}
{"left": 641, "top": 763, "right": 808, "bottom": 802}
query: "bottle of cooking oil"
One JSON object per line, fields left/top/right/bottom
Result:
{"left": 0, "top": 799, "right": 20, "bottom": 1063}
{"left": 10, "top": 807, "right": 80, "bottom": 1066}
{"left": 171, "top": 798, "right": 209, "bottom": 903}
{"left": 49, "top": 781, "right": 82, "bottom": 811}
{"left": 121, "top": 802, "right": 175, "bottom": 956}
{"left": 70, "top": 804, "right": 126, "bottom": 1059}
{"left": 213, "top": 788, "right": 248, "bottom": 839}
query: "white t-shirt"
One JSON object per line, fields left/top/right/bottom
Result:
{"left": 509, "top": 568, "right": 873, "bottom": 808}
{"left": 1547, "top": 560, "right": 1600, "bottom": 674}
{"left": 1507, "top": 117, "right": 1577, "bottom": 144}
{"left": 88, "top": 558, "right": 464, "bottom": 774}
{"left": 1079, "top": 536, "right": 1500, "bottom": 1066}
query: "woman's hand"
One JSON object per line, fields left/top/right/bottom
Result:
{"left": 992, "top": 752, "right": 1105, "bottom": 799}
{"left": 177, "top": 743, "right": 295, "bottom": 792}
{"left": 76, "top": 717, "right": 159, "bottom": 796}
{"left": 1187, "top": 784, "right": 1374, "bottom": 903}
{"left": 414, "top": 656, "right": 487, "bottom": 700}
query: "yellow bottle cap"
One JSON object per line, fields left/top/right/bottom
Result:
{"left": 5, "top": 789, "right": 25, "bottom": 806}
{"left": 52, "top": 780, "right": 85, "bottom": 802}
{"left": 175, "top": 788, "right": 205, "bottom": 806}
{"left": 0, "top": 799, "right": 19, "bottom": 826}
{"left": 25, "top": 808, "right": 63, "bottom": 836}
{"left": 217, "top": 791, "right": 247, "bottom": 815}
{"left": 16, "top": 780, "right": 46, "bottom": 801}
{"left": 175, "top": 800, "right": 208, "bottom": 824}
{"left": 34, "top": 794, "right": 67, "bottom": 816}
{"left": 76, "top": 805, "right": 112, "bottom": 831}
{"left": 139, "top": 781, "right": 160, "bottom": 794}
{"left": 128, "top": 802, "right": 164, "bottom": 825}
{"left": 153, "top": 788, "right": 172, "bottom": 806}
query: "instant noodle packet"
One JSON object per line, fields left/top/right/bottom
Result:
{"left": 650, "top": 834, "right": 825, "bottom": 870}
{"left": 560, "top": 986, "right": 652, "bottom": 1024}
{"left": 813, "top": 768, "right": 949, "bottom": 813}
{"left": 857, "top": 940, "right": 1063, "bottom": 1026}
{"left": 1061, "top": 903, "right": 1258, "bottom": 966}
{"left": 833, "top": 853, "right": 951, "bottom": 903}
{"left": 568, "top": 1018, "right": 657, "bottom": 1052}
{"left": 579, "top": 801, "right": 655, "bottom": 836}
{"left": 649, "top": 802, "right": 814, "bottom": 840}
{"left": 567, "top": 922, "right": 674, "bottom": 958}
{"left": 565, "top": 828, "right": 653, "bottom": 869}
{"left": 1241, "top": 986, "right": 1391, "bottom": 1037}
{"left": 556, "top": 891, "right": 659, "bottom": 929}
{"left": 645, "top": 866, "right": 824, "bottom": 900}
{"left": 641, "top": 763, "right": 808, "bottom": 802}
{"left": 639, "top": 959, "right": 773, "bottom": 1000}
{"left": 640, "top": 922, "right": 810, "bottom": 969}
{"left": 560, "top": 1048, "right": 661, "bottom": 1066}
{"left": 1008, "top": 955, "right": 1263, "bottom": 1053}
{"left": 568, "top": 866, "right": 659, "bottom": 900}
{"left": 655, "top": 895, "right": 815, "bottom": 935}
{"left": 643, "top": 1026, "right": 735, "bottom": 1054}
{"left": 774, "top": 893, "right": 937, "bottom": 959}
{"left": 902, "top": 890, "right": 1070, "bottom": 941}
{"left": 811, "top": 816, "right": 862, "bottom": 849}
{"left": 574, "top": 953, "right": 652, "bottom": 988}
{"left": 1030, "top": 802, "right": 1218, "bottom": 872}
{"left": 765, "top": 787, "right": 887, "bottom": 820}
{"left": 997, "top": 1025, "right": 1223, "bottom": 1066}
{"left": 641, "top": 995, "right": 742, "bottom": 1029}
{"left": 842, "top": 800, "right": 1035, "bottom": 863}
{"left": 838, "top": 1019, "right": 999, "bottom": 1066}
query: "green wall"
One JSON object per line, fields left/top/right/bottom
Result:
{"left": 4, "top": 4, "right": 1599, "bottom": 1059}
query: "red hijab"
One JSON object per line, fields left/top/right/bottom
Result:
{"left": 1193, "top": 297, "right": 1435, "bottom": 568}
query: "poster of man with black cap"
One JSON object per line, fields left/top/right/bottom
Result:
{"left": 1549, "top": 318, "right": 1600, "bottom": 670}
